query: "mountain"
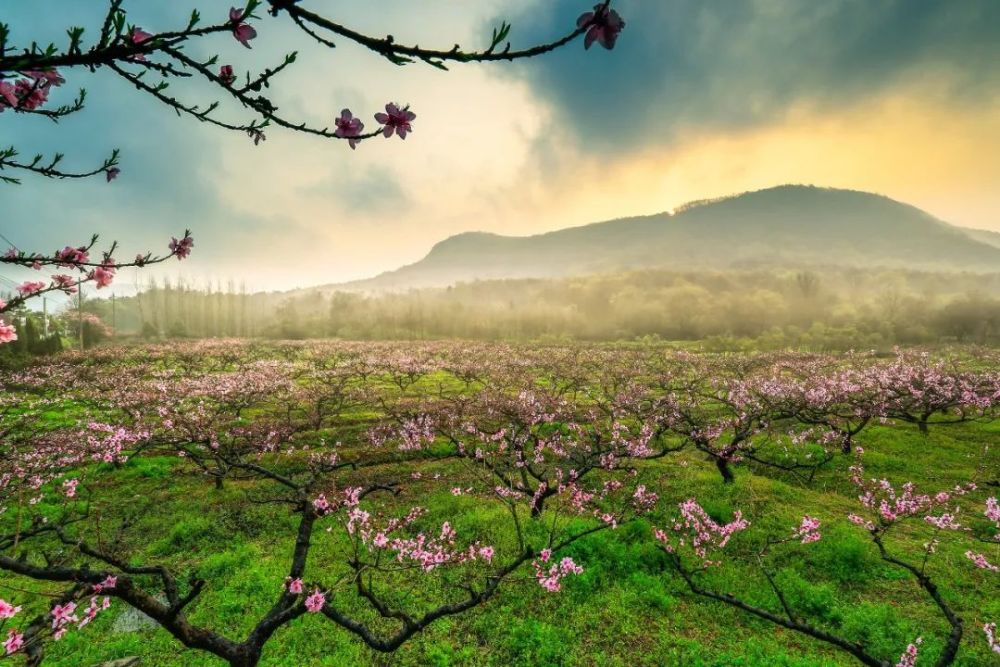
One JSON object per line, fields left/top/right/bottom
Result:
{"left": 332, "top": 185, "right": 1000, "bottom": 291}
{"left": 963, "top": 227, "right": 1000, "bottom": 250}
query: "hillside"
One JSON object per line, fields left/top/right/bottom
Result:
{"left": 963, "top": 227, "right": 1000, "bottom": 250}
{"left": 328, "top": 185, "right": 1000, "bottom": 291}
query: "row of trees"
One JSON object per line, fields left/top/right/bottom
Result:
{"left": 75, "top": 268, "right": 1000, "bottom": 348}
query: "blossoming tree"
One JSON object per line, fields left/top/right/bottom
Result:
{"left": 654, "top": 450, "right": 999, "bottom": 666}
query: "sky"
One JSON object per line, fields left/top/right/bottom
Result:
{"left": 2, "top": 0, "right": 999, "bottom": 298}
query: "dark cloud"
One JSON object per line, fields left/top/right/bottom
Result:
{"left": 503, "top": 0, "right": 1000, "bottom": 152}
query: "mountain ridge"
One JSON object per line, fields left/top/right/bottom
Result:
{"left": 321, "top": 185, "right": 1000, "bottom": 293}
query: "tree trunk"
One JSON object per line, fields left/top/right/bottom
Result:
{"left": 715, "top": 457, "right": 735, "bottom": 484}
{"left": 229, "top": 648, "right": 261, "bottom": 667}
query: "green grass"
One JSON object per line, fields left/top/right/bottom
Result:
{"left": 5, "top": 370, "right": 999, "bottom": 666}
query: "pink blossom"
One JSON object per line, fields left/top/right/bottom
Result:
{"left": 966, "top": 551, "right": 998, "bottom": 572}
{"left": 90, "top": 265, "right": 115, "bottom": 289}
{"left": 50, "top": 601, "right": 78, "bottom": 636}
{"left": 56, "top": 246, "right": 88, "bottom": 266}
{"left": 312, "top": 494, "right": 331, "bottom": 515}
{"left": 3, "top": 630, "right": 23, "bottom": 656}
{"left": 374, "top": 103, "right": 416, "bottom": 140}
{"left": 334, "top": 109, "right": 365, "bottom": 149}
{"left": 16, "top": 280, "right": 46, "bottom": 296}
{"left": 654, "top": 499, "right": 749, "bottom": 566}
{"left": 94, "top": 575, "right": 117, "bottom": 593}
{"left": 219, "top": 65, "right": 236, "bottom": 86}
{"left": 0, "top": 81, "right": 17, "bottom": 109}
{"left": 62, "top": 478, "right": 79, "bottom": 498}
{"left": 52, "top": 274, "right": 78, "bottom": 293}
{"left": 304, "top": 589, "right": 325, "bottom": 612}
{"left": 13, "top": 79, "right": 49, "bottom": 110}
{"left": 895, "top": 638, "right": 921, "bottom": 667}
{"left": 534, "top": 555, "right": 584, "bottom": 592}
{"left": 985, "top": 623, "right": 1000, "bottom": 655}
{"left": 169, "top": 235, "right": 195, "bottom": 259}
{"left": 794, "top": 515, "right": 822, "bottom": 544}
{"left": 924, "top": 513, "right": 961, "bottom": 530}
{"left": 0, "top": 599, "right": 21, "bottom": 619}
{"left": 285, "top": 577, "right": 303, "bottom": 594}
{"left": 24, "top": 69, "right": 65, "bottom": 87}
{"left": 479, "top": 545, "right": 495, "bottom": 563}
{"left": 130, "top": 27, "right": 153, "bottom": 61}
{"left": 987, "top": 497, "right": 1000, "bottom": 523}
{"left": 632, "top": 484, "right": 658, "bottom": 512}
{"left": 0, "top": 323, "right": 16, "bottom": 345}
{"left": 577, "top": 4, "right": 626, "bottom": 50}
{"left": 229, "top": 8, "right": 257, "bottom": 48}
{"left": 77, "top": 596, "right": 111, "bottom": 629}
{"left": 106, "top": 167, "right": 121, "bottom": 182}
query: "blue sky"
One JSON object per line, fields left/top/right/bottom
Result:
{"left": 2, "top": 0, "right": 998, "bottom": 296}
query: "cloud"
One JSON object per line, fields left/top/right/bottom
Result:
{"left": 504, "top": 0, "right": 1000, "bottom": 154}
{"left": 298, "top": 166, "right": 411, "bottom": 217}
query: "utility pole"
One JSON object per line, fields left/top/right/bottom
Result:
{"left": 42, "top": 297, "right": 48, "bottom": 337}
{"left": 77, "top": 280, "right": 84, "bottom": 350}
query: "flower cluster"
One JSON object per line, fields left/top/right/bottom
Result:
{"left": 793, "top": 515, "right": 822, "bottom": 544}
{"left": 533, "top": 549, "right": 585, "bottom": 592}
{"left": 654, "top": 499, "right": 750, "bottom": 567}
{"left": 312, "top": 486, "right": 362, "bottom": 517}
{"left": 304, "top": 590, "right": 326, "bottom": 613}
{"left": 894, "top": 638, "right": 921, "bottom": 667}
{"left": 965, "top": 496, "right": 999, "bottom": 571}
{"left": 847, "top": 458, "right": 974, "bottom": 530}
{"left": 0, "top": 68, "right": 63, "bottom": 112}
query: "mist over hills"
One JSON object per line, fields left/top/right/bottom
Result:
{"left": 324, "top": 185, "right": 999, "bottom": 293}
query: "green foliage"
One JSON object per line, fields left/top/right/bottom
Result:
{"left": 500, "top": 618, "right": 573, "bottom": 667}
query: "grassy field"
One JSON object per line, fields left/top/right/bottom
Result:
{"left": 4, "top": 344, "right": 999, "bottom": 666}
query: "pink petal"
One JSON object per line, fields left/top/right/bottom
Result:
{"left": 234, "top": 24, "right": 257, "bottom": 47}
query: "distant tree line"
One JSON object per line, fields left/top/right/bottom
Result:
{"left": 76, "top": 268, "right": 1000, "bottom": 350}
